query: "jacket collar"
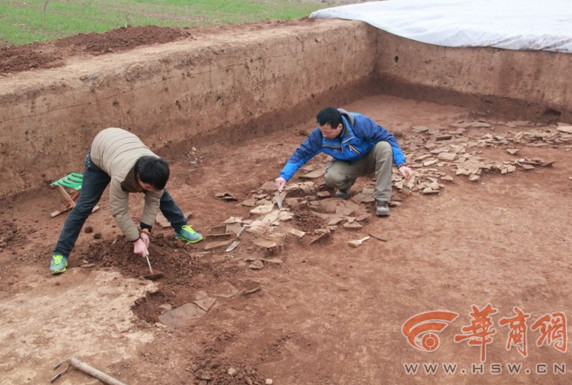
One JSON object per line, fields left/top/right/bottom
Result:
{"left": 121, "top": 165, "right": 144, "bottom": 192}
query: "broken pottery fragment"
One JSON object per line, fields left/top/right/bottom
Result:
{"left": 288, "top": 228, "right": 306, "bottom": 238}
{"left": 250, "top": 204, "right": 274, "bottom": 215}
{"left": 215, "top": 192, "right": 237, "bottom": 201}
{"left": 204, "top": 240, "right": 231, "bottom": 251}
{"left": 249, "top": 260, "right": 264, "bottom": 270}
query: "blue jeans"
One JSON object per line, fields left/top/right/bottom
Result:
{"left": 53, "top": 155, "right": 188, "bottom": 257}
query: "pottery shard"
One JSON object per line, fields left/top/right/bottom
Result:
{"left": 260, "top": 181, "right": 277, "bottom": 192}
{"left": 423, "top": 159, "right": 438, "bottom": 167}
{"left": 362, "top": 187, "right": 375, "bottom": 195}
{"left": 506, "top": 148, "right": 519, "bottom": 155}
{"left": 206, "top": 233, "right": 233, "bottom": 241}
{"left": 318, "top": 199, "right": 339, "bottom": 213}
{"left": 193, "top": 297, "right": 217, "bottom": 312}
{"left": 286, "top": 181, "right": 316, "bottom": 194}
{"left": 261, "top": 258, "right": 283, "bottom": 265}
{"left": 204, "top": 241, "right": 231, "bottom": 251}
{"left": 335, "top": 202, "right": 357, "bottom": 217}
{"left": 250, "top": 204, "right": 274, "bottom": 215}
{"left": 316, "top": 191, "right": 331, "bottom": 199}
{"left": 254, "top": 239, "right": 278, "bottom": 249}
{"left": 542, "top": 160, "right": 555, "bottom": 167}
{"left": 423, "top": 188, "right": 439, "bottom": 194}
{"left": 356, "top": 213, "right": 371, "bottom": 222}
{"left": 557, "top": 125, "right": 572, "bottom": 134}
{"left": 427, "top": 182, "right": 440, "bottom": 190}
{"left": 328, "top": 216, "right": 345, "bottom": 226}
{"left": 212, "top": 282, "right": 240, "bottom": 298}
{"left": 223, "top": 216, "right": 243, "bottom": 224}
{"left": 437, "top": 152, "right": 457, "bottom": 162}
{"left": 469, "top": 174, "right": 480, "bottom": 181}
{"left": 288, "top": 228, "right": 306, "bottom": 238}
{"left": 223, "top": 223, "right": 241, "bottom": 235}
{"left": 278, "top": 211, "right": 294, "bottom": 221}
{"left": 215, "top": 192, "right": 237, "bottom": 201}
{"left": 241, "top": 198, "right": 256, "bottom": 207}
{"left": 246, "top": 220, "right": 269, "bottom": 235}
{"left": 309, "top": 229, "right": 331, "bottom": 245}
{"left": 456, "top": 160, "right": 483, "bottom": 175}
{"left": 470, "top": 121, "right": 492, "bottom": 128}
{"left": 357, "top": 194, "right": 375, "bottom": 204}
{"left": 260, "top": 210, "right": 280, "bottom": 225}
{"left": 343, "top": 222, "right": 363, "bottom": 230}
{"left": 412, "top": 125, "right": 429, "bottom": 133}
{"left": 159, "top": 303, "right": 206, "bottom": 327}
{"left": 249, "top": 260, "right": 264, "bottom": 270}
{"left": 284, "top": 197, "right": 301, "bottom": 209}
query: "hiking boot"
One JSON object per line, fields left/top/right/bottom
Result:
{"left": 334, "top": 188, "right": 350, "bottom": 199}
{"left": 50, "top": 254, "right": 68, "bottom": 275}
{"left": 375, "top": 200, "right": 390, "bottom": 217}
{"left": 175, "top": 224, "right": 203, "bottom": 244}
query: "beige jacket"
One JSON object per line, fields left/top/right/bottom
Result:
{"left": 90, "top": 128, "right": 162, "bottom": 241}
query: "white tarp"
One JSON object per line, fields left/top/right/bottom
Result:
{"left": 310, "top": 0, "right": 572, "bottom": 53}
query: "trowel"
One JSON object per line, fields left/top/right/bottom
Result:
{"left": 348, "top": 236, "right": 370, "bottom": 248}
{"left": 143, "top": 253, "right": 164, "bottom": 280}
{"left": 274, "top": 191, "right": 286, "bottom": 209}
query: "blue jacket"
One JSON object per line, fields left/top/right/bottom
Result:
{"left": 280, "top": 109, "right": 407, "bottom": 181}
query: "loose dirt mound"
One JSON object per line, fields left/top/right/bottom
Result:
{"left": 0, "top": 20, "right": 313, "bottom": 75}
{"left": 55, "top": 25, "right": 194, "bottom": 56}
{"left": 0, "top": 26, "right": 191, "bottom": 74}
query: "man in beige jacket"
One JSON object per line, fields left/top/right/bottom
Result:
{"left": 50, "top": 127, "right": 203, "bottom": 275}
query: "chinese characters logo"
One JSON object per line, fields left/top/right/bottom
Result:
{"left": 403, "top": 305, "right": 567, "bottom": 362}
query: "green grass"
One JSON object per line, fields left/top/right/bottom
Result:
{"left": 0, "top": 0, "right": 330, "bottom": 45}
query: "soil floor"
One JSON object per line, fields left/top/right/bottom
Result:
{"left": 1, "top": 21, "right": 572, "bottom": 385}
{"left": 1, "top": 92, "right": 571, "bottom": 384}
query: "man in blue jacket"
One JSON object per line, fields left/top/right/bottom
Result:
{"left": 275, "top": 107, "right": 413, "bottom": 216}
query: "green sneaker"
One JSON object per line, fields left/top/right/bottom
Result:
{"left": 175, "top": 224, "right": 203, "bottom": 244}
{"left": 50, "top": 254, "right": 68, "bottom": 275}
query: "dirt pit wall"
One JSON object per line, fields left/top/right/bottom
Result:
{"left": 374, "top": 30, "right": 572, "bottom": 121}
{"left": 0, "top": 20, "right": 376, "bottom": 198}
{"left": 2, "top": 20, "right": 572, "bottom": 198}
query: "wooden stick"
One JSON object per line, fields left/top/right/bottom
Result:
{"left": 52, "top": 357, "right": 128, "bottom": 385}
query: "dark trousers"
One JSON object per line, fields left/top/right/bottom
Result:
{"left": 53, "top": 155, "right": 188, "bottom": 257}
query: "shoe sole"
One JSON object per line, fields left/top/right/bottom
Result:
{"left": 176, "top": 236, "right": 204, "bottom": 244}
{"left": 50, "top": 267, "right": 67, "bottom": 275}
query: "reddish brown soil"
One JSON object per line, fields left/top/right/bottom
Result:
{"left": 0, "top": 22, "right": 571, "bottom": 385}
{"left": 1, "top": 92, "right": 570, "bottom": 384}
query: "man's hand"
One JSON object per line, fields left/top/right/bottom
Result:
{"left": 399, "top": 165, "right": 414, "bottom": 181}
{"left": 275, "top": 177, "right": 287, "bottom": 192}
{"left": 133, "top": 237, "right": 149, "bottom": 258}
{"left": 140, "top": 232, "right": 150, "bottom": 248}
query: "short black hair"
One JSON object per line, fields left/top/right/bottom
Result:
{"left": 316, "top": 107, "right": 342, "bottom": 128}
{"left": 135, "top": 156, "right": 170, "bottom": 190}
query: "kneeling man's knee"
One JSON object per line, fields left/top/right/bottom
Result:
{"left": 374, "top": 141, "right": 392, "bottom": 154}
{"left": 324, "top": 168, "right": 345, "bottom": 188}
